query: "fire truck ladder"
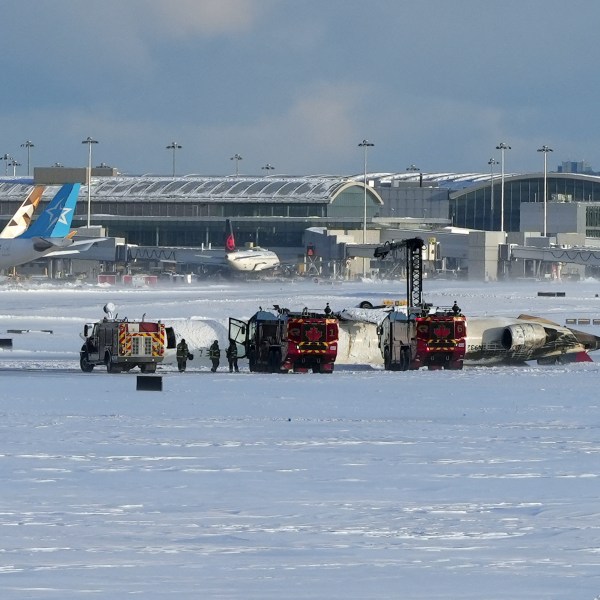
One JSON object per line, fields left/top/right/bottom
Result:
{"left": 373, "top": 238, "right": 424, "bottom": 308}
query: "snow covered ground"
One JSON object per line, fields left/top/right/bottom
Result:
{"left": 0, "top": 277, "right": 599, "bottom": 599}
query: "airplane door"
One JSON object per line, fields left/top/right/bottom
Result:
{"left": 228, "top": 317, "right": 249, "bottom": 359}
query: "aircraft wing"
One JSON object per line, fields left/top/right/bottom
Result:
{"left": 194, "top": 253, "right": 228, "bottom": 265}
{"left": 516, "top": 314, "right": 563, "bottom": 326}
{"left": 43, "top": 237, "right": 109, "bottom": 257}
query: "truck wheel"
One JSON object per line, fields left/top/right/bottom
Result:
{"left": 359, "top": 300, "right": 373, "bottom": 309}
{"left": 384, "top": 347, "right": 392, "bottom": 370}
{"left": 445, "top": 360, "right": 464, "bottom": 371}
{"left": 105, "top": 353, "right": 121, "bottom": 373}
{"left": 268, "top": 348, "right": 281, "bottom": 373}
{"left": 400, "top": 347, "right": 410, "bottom": 371}
{"left": 248, "top": 349, "right": 257, "bottom": 372}
{"left": 141, "top": 364, "right": 156, "bottom": 373}
{"left": 80, "top": 352, "right": 94, "bottom": 373}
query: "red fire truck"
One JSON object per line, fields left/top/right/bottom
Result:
{"left": 229, "top": 307, "right": 339, "bottom": 373}
{"left": 377, "top": 308, "right": 466, "bottom": 370}
{"left": 373, "top": 238, "right": 467, "bottom": 370}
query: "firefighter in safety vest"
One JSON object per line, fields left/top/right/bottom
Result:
{"left": 209, "top": 340, "right": 221, "bottom": 372}
{"left": 176, "top": 338, "right": 189, "bottom": 372}
{"left": 226, "top": 340, "right": 239, "bottom": 373}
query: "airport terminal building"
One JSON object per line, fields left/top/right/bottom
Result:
{"left": 2, "top": 167, "right": 600, "bottom": 278}
{"left": 0, "top": 173, "right": 383, "bottom": 252}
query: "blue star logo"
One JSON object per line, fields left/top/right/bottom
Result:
{"left": 46, "top": 206, "right": 72, "bottom": 228}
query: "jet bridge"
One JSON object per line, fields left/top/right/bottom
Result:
{"left": 510, "top": 245, "right": 600, "bottom": 267}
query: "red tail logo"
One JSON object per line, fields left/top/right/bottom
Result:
{"left": 226, "top": 233, "right": 236, "bottom": 252}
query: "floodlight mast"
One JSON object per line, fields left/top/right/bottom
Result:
{"left": 358, "top": 139, "right": 374, "bottom": 277}
{"left": 495, "top": 142, "right": 511, "bottom": 232}
{"left": 537, "top": 145, "right": 553, "bottom": 236}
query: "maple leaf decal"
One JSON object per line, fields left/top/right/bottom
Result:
{"left": 433, "top": 324, "right": 451, "bottom": 338}
{"left": 305, "top": 326, "right": 323, "bottom": 342}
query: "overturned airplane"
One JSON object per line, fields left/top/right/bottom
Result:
{"left": 335, "top": 310, "right": 600, "bottom": 367}
{"left": 464, "top": 314, "right": 600, "bottom": 366}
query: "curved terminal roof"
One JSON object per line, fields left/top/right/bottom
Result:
{"left": 369, "top": 172, "right": 514, "bottom": 190}
{"left": 87, "top": 174, "right": 383, "bottom": 205}
{"left": 4, "top": 171, "right": 600, "bottom": 204}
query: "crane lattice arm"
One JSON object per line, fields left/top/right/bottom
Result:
{"left": 373, "top": 238, "right": 425, "bottom": 309}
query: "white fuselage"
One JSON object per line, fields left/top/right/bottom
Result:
{"left": 464, "top": 316, "right": 582, "bottom": 365}
{"left": 226, "top": 248, "right": 280, "bottom": 272}
{"left": 0, "top": 237, "right": 74, "bottom": 269}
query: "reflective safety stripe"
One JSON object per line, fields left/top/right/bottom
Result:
{"left": 151, "top": 328, "right": 165, "bottom": 356}
{"left": 119, "top": 323, "right": 132, "bottom": 356}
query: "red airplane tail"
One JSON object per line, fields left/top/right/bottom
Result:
{"left": 225, "top": 219, "right": 236, "bottom": 254}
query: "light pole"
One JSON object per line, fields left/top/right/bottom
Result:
{"left": 82, "top": 137, "right": 98, "bottom": 228}
{"left": 358, "top": 139, "right": 374, "bottom": 277}
{"left": 487, "top": 157, "right": 499, "bottom": 230}
{"left": 496, "top": 142, "right": 511, "bottom": 232}
{"left": 406, "top": 163, "right": 424, "bottom": 188}
{"left": 9, "top": 160, "right": 20, "bottom": 176}
{"left": 537, "top": 145, "right": 553, "bottom": 236}
{"left": 21, "top": 140, "right": 34, "bottom": 176}
{"left": 1, "top": 154, "right": 13, "bottom": 175}
{"left": 230, "top": 153, "right": 243, "bottom": 176}
{"left": 166, "top": 142, "right": 182, "bottom": 177}
{"left": 261, "top": 163, "right": 274, "bottom": 174}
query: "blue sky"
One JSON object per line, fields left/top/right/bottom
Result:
{"left": 1, "top": 0, "right": 599, "bottom": 177}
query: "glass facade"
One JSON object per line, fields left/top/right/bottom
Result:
{"left": 0, "top": 175, "right": 383, "bottom": 249}
{"left": 586, "top": 205, "right": 600, "bottom": 237}
{"left": 450, "top": 175, "right": 600, "bottom": 232}
{"left": 5, "top": 171, "right": 600, "bottom": 247}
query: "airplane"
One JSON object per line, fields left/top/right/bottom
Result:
{"left": 335, "top": 309, "right": 600, "bottom": 367}
{"left": 464, "top": 314, "right": 600, "bottom": 366}
{"left": 0, "top": 185, "right": 45, "bottom": 238}
{"left": 196, "top": 219, "right": 280, "bottom": 274}
{"left": 0, "top": 182, "right": 103, "bottom": 270}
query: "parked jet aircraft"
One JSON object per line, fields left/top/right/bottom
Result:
{"left": 196, "top": 219, "right": 280, "bottom": 274}
{"left": 0, "top": 185, "right": 45, "bottom": 238}
{"left": 0, "top": 183, "right": 102, "bottom": 270}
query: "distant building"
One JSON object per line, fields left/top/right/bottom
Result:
{"left": 556, "top": 160, "right": 595, "bottom": 175}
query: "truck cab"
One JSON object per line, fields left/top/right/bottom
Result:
{"left": 229, "top": 307, "right": 339, "bottom": 373}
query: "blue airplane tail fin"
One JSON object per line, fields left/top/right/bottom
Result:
{"left": 20, "top": 183, "right": 81, "bottom": 239}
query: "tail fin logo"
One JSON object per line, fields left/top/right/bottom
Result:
{"left": 20, "top": 183, "right": 81, "bottom": 239}
{"left": 225, "top": 220, "right": 236, "bottom": 253}
{"left": 226, "top": 234, "right": 236, "bottom": 252}
{"left": 47, "top": 205, "right": 73, "bottom": 228}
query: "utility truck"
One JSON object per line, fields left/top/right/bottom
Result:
{"left": 80, "top": 303, "right": 172, "bottom": 373}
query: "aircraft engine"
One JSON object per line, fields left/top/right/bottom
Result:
{"left": 501, "top": 323, "right": 548, "bottom": 351}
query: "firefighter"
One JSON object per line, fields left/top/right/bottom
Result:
{"left": 226, "top": 340, "right": 239, "bottom": 373}
{"left": 452, "top": 300, "right": 461, "bottom": 315}
{"left": 209, "top": 340, "right": 221, "bottom": 372}
{"left": 176, "top": 338, "right": 189, "bottom": 372}
{"left": 324, "top": 302, "right": 332, "bottom": 316}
